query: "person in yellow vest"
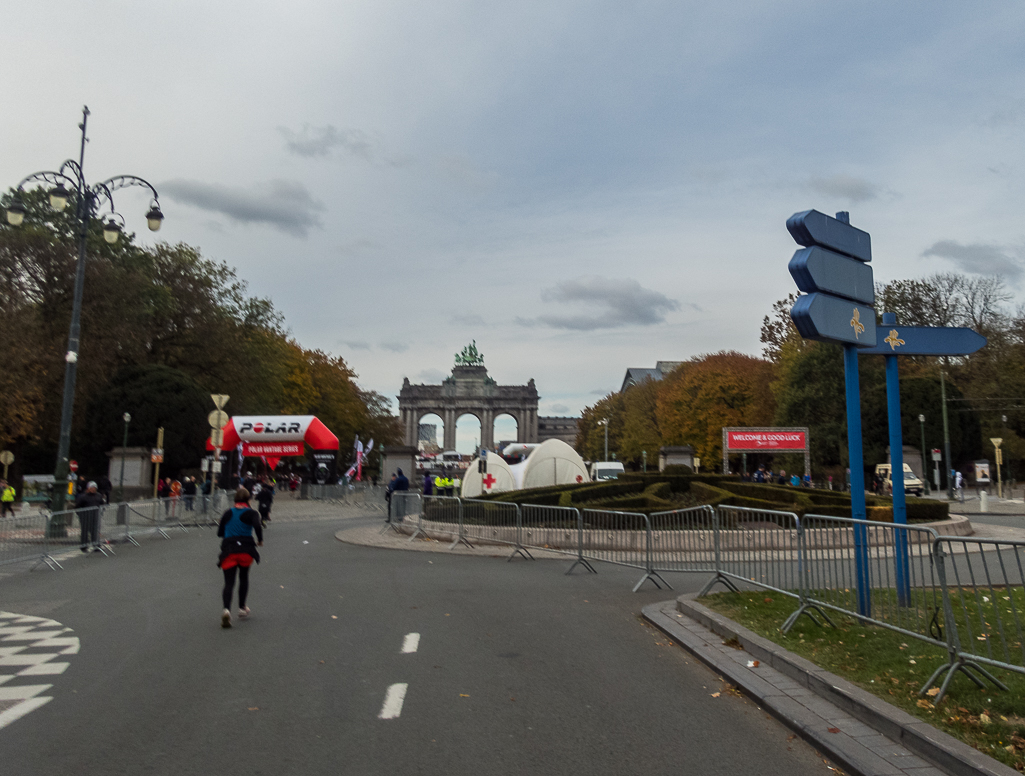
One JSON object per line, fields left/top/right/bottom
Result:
{"left": 434, "top": 474, "right": 444, "bottom": 495}
{"left": 1, "top": 481, "right": 15, "bottom": 517}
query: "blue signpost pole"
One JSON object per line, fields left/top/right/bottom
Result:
{"left": 882, "top": 315, "right": 911, "bottom": 605}
{"left": 843, "top": 343, "right": 871, "bottom": 618}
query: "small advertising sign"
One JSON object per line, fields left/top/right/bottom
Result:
{"left": 974, "top": 461, "right": 991, "bottom": 484}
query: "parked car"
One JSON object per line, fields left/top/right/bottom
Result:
{"left": 590, "top": 462, "right": 625, "bottom": 481}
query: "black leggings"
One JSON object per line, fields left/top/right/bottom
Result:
{"left": 222, "top": 566, "right": 250, "bottom": 609}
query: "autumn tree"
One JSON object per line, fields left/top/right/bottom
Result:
{"left": 658, "top": 352, "right": 775, "bottom": 466}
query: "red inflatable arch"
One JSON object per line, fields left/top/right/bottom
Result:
{"left": 207, "top": 415, "right": 339, "bottom": 470}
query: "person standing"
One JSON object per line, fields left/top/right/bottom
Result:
{"left": 1, "top": 481, "right": 16, "bottom": 517}
{"left": 954, "top": 470, "right": 965, "bottom": 503}
{"left": 74, "top": 481, "right": 105, "bottom": 552}
{"left": 183, "top": 476, "right": 197, "bottom": 511}
{"left": 423, "top": 472, "right": 433, "bottom": 497}
{"left": 216, "top": 488, "right": 264, "bottom": 628}
{"left": 255, "top": 478, "right": 274, "bottom": 526}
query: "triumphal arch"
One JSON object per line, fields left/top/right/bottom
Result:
{"left": 398, "top": 343, "right": 539, "bottom": 450}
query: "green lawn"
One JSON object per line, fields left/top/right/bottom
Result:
{"left": 702, "top": 591, "right": 1025, "bottom": 771}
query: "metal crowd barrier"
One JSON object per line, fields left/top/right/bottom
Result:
{"left": 649, "top": 506, "right": 717, "bottom": 575}
{"left": 579, "top": 509, "right": 667, "bottom": 591}
{"left": 698, "top": 505, "right": 802, "bottom": 599}
{"left": 385, "top": 492, "right": 422, "bottom": 536}
{"left": 0, "top": 511, "right": 64, "bottom": 569}
{"left": 459, "top": 499, "right": 529, "bottom": 559}
{"left": 519, "top": 504, "right": 582, "bottom": 563}
{"left": 786, "top": 515, "right": 943, "bottom": 641}
{"left": 925, "top": 537, "right": 1025, "bottom": 700}
{"left": 420, "top": 495, "right": 466, "bottom": 548}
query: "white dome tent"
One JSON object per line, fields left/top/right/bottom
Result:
{"left": 461, "top": 439, "right": 589, "bottom": 497}
{"left": 460, "top": 453, "right": 517, "bottom": 497}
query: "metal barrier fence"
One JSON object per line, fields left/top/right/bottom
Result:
{"left": 699, "top": 505, "right": 802, "bottom": 599}
{"left": 649, "top": 506, "right": 717, "bottom": 575}
{"left": 927, "top": 536, "right": 1025, "bottom": 700}
{"left": 459, "top": 499, "right": 529, "bottom": 559}
{"left": 787, "top": 515, "right": 944, "bottom": 643}
{"left": 0, "top": 511, "right": 64, "bottom": 569}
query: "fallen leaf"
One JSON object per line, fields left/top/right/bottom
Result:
{"left": 746, "top": 660, "right": 760, "bottom": 668}
{"left": 331, "top": 615, "right": 338, "bottom": 619}
{"left": 303, "top": 541, "right": 309, "bottom": 544}
{"left": 787, "top": 734, "right": 797, "bottom": 742}
{"left": 980, "top": 713, "right": 991, "bottom": 725}
{"left": 926, "top": 688, "right": 940, "bottom": 697}
{"left": 459, "top": 694, "right": 470, "bottom": 697}
{"left": 710, "top": 692, "right": 721, "bottom": 698}
{"left": 909, "top": 659, "right": 917, "bottom": 664}
{"left": 827, "top": 727, "right": 840, "bottom": 734}
{"left": 764, "top": 597, "right": 773, "bottom": 603}
{"left": 248, "top": 707, "right": 259, "bottom": 711}
{"left": 917, "top": 699, "right": 934, "bottom": 709}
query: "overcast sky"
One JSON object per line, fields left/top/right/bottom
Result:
{"left": 4, "top": 1, "right": 1025, "bottom": 446}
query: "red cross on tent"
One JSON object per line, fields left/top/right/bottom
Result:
{"left": 482, "top": 473, "right": 497, "bottom": 490}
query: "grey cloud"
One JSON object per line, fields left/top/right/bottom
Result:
{"left": 160, "top": 179, "right": 323, "bottom": 237}
{"left": 923, "top": 240, "right": 1024, "bottom": 282}
{"left": 342, "top": 340, "right": 371, "bottom": 350}
{"left": 379, "top": 341, "right": 409, "bottom": 353}
{"left": 808, "top": 174, "right": 880, "bottom": 204}
{"left": 518, "top": 277, "right": 680, "bottom": 331}
{"left": 279, "top": 124, "right": 412, "bottom": 167}
{"left": 550, "top": 404, "right": 570, "bottom": 414}
{"left": 452, "top": 313, "right": 486, "bottom": 326}
{"left": 416, "top": 369, "right": 447, "bottom": 383}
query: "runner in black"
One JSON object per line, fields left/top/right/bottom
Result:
{"left": 216, "top": 488, "right": 264, "bottom": 628}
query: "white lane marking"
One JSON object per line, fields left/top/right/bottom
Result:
{"left": 0, "top": 696, "right": 52, "bottom": 730}
{"left": 401, "top": 633, "right": 420, "bottom": 654}
{"left": 378, "top": 683, "right": 408, "bottom": 719}
{"left": 0, "top": 654, "right": 57, "bottom": 666}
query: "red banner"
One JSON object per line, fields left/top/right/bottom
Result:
{"left": 242, "top": 442, "right": 303, "bottom": 457}
{"left": 726, "top": 431, "right": 806, "bottom": 451}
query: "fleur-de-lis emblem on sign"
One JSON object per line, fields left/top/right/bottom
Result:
{"left": 884, "top": 329, "right": 905, "bottom": 350}
{"left": 850, "top": 308, "right": 866, "bottom": 339}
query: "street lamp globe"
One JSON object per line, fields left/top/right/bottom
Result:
{"left": 145, "top": 203, "right": 164, "bottom": 232}
{"left": 49, "top": 185, "right": 71, "bottom": 211}
{"left": 5, "top": 200, "right": 25, "bottom": 226}
{"left": 918, "top": 414, "right": 925, "bottom": 423}
{"left": 102, "top": 219, "right": 121, "bottom": 244}
{"left": 123, "top": 412, "right": 131, "bottom": 423}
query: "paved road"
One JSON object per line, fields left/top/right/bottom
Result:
{"left": 0, "top": 515, "right": 836, "bottom": 775}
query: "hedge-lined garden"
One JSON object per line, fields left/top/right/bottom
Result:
{"left": 477, "top": 472, "right": 949, "bottom": 522}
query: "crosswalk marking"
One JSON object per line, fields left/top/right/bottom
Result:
{"left": 0, "top": 612, "right": 77, "bottom": 731}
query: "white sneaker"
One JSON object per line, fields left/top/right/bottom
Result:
{"left": 239, "top": 606, "right": 250, "bottom": 619}
{"left": 221, "top": 609, "right": 232, "bottom": 628}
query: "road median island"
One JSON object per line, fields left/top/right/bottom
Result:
{"left": 661, "top": 592, "right": 1025, "bottom": 774}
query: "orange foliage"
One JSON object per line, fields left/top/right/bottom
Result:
{"left": 657, "top": 351, "right": 775, "bottom": 465}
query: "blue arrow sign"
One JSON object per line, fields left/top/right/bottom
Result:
{"left": 789, "top": 246, "right": 875, "bottom": 305}
{"left": 790, "top": 293, "right": 878, "bottom": 347}
{"left": 856, "top": 326, "right": 987, "bottom": 356}
{"left": 787, "top": 209, "right": 872, "bottom": 262}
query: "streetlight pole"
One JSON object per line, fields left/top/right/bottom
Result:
{"left": 918, "top": 414, "right": 928, "bottom": 495}
{"left": 118, "top": 412, "right": 131, "bottom": 503}
{"left": 941, "top": 370, "right": 953, "bottom": 500}
{"left": 598, "top": 418, "right": 609, "bottom": 462}
{"left": 4, "top": 107, "right": 164, "bottom": 511}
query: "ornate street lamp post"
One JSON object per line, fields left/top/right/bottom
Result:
{"left": 118, "top": 412, "right": 132, "bottom": 503}
{"left": 918, "top": 414, "right": 929, "bottom": 496}
{"left": 4, "top": 107, "right": 163, "bottom": 510}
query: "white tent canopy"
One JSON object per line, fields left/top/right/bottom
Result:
{"left": 461, "top": 439, "right": 589, "bottom": 497}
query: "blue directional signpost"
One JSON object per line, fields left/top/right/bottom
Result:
{"left": 786, "top": 209, "right": 988, "bottom": 616}
{"left": 787, "top": 209, "right": 875, "bottom": 617}
{"left": 860, "top": 314, "right": 986, "bottom": 604}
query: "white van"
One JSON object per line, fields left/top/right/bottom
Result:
{"left": 590, "top": 462, "right": 625, "bottom": 481}
{"left": 874, "top": 463, "right": 925, "bottom": 497}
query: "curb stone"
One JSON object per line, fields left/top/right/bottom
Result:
{"left": 642, "top": 595, "right": 1017, "bottom": 776}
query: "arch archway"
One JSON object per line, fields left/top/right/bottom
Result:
{"left": 455, "top": 413, "right": 482, "bottom": 455}
{"left": 398, "top": 365, "right": 539, "bottom": 450}
{"left": 416, "top": 413, "right": 444, "bottom": 454}
{"left": 493, "top": 413, "right": 519, "bottom": 451}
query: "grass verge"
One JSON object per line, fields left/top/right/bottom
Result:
{"left": 702, "top": 591, "right": 1025, "bottom": 772}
